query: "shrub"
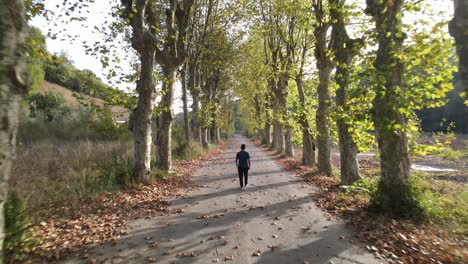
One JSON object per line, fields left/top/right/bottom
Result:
{"left": 4, "top": 192, "right": 41, "bottom": 263}
{"left": 27, "top": 91, "right": 70, "bottom": 122}
{"left": 173, "top": 141, "right": 204, "bottom": 160}
{"left": 360, "top": 172, "right": 468, "bottom": 232}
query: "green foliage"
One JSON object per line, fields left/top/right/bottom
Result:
{"left": 87, "top": 107, "right": 128, "bottom": 140}
{"left": 25, "top": 27, "right": 133, "bottom": 107}
{"left": 27, "top": 91, "right": 70, "bottom": 122}
{"left": 67, "top": 154, "right": 131, "bottom": 197}
{"left": 17, "top": 106, "right": 129, "bottom": 145}
{"left": 27, "top": 59, "right": 45, "bottom": 92}
{"left": 410, "top": 173, "right": 468, "bottom": 234}
{"left": 4, "top": 192, "right": 41, "bottom": 263}
{"left": 437, "top": 147, "right": 467, "bottom": 160}
{"left": 354, "top": 173, "right": 467, "bottom": 233}
{"left": 173, "top": 141, "right": 205, "bottom": 161}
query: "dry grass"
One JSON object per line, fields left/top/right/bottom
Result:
{"left": 10, "top": 139, "right": 133, "bottom": 220}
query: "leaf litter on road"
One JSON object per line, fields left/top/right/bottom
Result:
{"left": 277, "top": 157, "right": 468, "bottom": 264}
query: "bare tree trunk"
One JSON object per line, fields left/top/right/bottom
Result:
{"left": 449, "top": 0, "right": 468, "bottom": 97}
{"left": 157, "top": 68, "right": 176, "bottom": 172}
{"left": 181, "top": 64, "right": 190, "bottom": 143}
{"left": 210, "top": 124, "right": 219, "bottom": 143}
{"left": 331, "top": 0, "right": 362, "bottom": 185}
{"left": 284, "top": 127, "right": 294, "bottom": 157}
{"left": 263, "top": 116, "right": 271, "bottom": 146}
{"left": 189, "top": 65, "right": 201, "bottom": 143}
{"left": 191, "top": 93, "right": 201, "bottom": 142}
{"left": 366, "top": 0, "right": 414, "bottom": 213}
{"left": 132, "top": 49, "right": 156, "bottom": 183}
{"left": 214, "top": 127, "right": 220, "bottom": 142}
{"left": 0, "top": 0, "right": 28, "bottom": 258}
{"left": 312, "top": 1, "right": 333, "bottom": 176}
{"left": 302, "top": 128, "right": 315, "bottom": 165}
{"left": 295, "top": 77, "right": 315, "bottom": 166}
{"left": 272, "top": 121, "right": 284, "bottom": 153}
{"left": 316, "top": 69, "right": 333, "bottom": 176}
{"left": 201, "top": 127, "right": 208, "bottom": 148}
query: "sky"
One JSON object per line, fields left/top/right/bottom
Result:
{"left": 31, "top": 0, "right": 454, "bottom": 114}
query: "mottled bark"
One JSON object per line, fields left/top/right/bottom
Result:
{"left": 313, "top": 1, "right": 333, "bottom": 176}
{"left": 295, "top": 77, "right": 315, "bottom": 166}
{"left": 316, "top": 69, "right": 333, "bottom": 176}
{"left": 0, "top": 0, "right": 28, "bottom": 258}
{"left": 272, "top": 120, "right": 284, "bottom": 153}
{"left": 449, "top": 0, "right": 468, "bottom": 97}
{"left": 180, "top": 64, "right": 190, "bottom": 143}
{"left": 284, "top": 127, "right": 294, "bottom": 157}
{"left": 122, "top": 0, "right": 158, "bottom": 184}
{"left": 132, "top": 51, "right": 155, "bottom": 183}
{"left": 366, "top": 0, "right": 413, "bottom": 213}
{"left": 331, "top": 0, "right": 362, "bottom": 185}
{"left": 154, "top": 0, "right": 193, "bottom": 172}
{"left": 156, "top": 68, "right": 176, "bottom": 172}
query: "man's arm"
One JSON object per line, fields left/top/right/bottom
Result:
{"left": 235, "top": 153, "right": 239, "bottom": 166}
{"left": 248, "top": 159, "right": 251, "bottom": 169}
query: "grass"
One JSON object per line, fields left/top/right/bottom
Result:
{"left": 437, "top": 147, "right": 468, "bottom": 160}
{"left": 352, "top": 170, "right": 468, "bottom": 235}
{"left": 10, "top": 139, "right": 133, "bottom": 219}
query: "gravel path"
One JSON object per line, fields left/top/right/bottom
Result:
{"left": 64, "top": 134, "right": 384, "bottom": 264}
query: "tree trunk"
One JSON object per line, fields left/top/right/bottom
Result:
{"left": 132, "top": 48, "right": 156, "bottom": 183}
{"left": 302, "top": 127, "right": 315, "bottom": 166}
{"left": 331, "top": 0, "right": 362, "bottom": 185}
{"left": 316, "top": 69, "right": 333, "bottom": 176}
{"left": 284, "top": 127, "right": 294, "bottom": 157}
{"left": 272, "top": 120, "right": 284, "bottom": 153}
{"left": 156, "top": 68, "right": 176, "bottom": 172}
{"left": 214, "top": 127, "right": 220, "bottom": 142}
{"left": 191, "top": 92, "right": 201, "bottom": 143}
{"left": 0, "top": 0, "right": 28, "bottom": 258}
{"left": 189, "top": 65, "right": 201, "bottom": 143}
{"left": 210, "top": 124, "right": 219, "bottom": 143}
{"left": 201, "top": 127, "right": 208, "bottom": 148}
{"left": 263, "top": 117, "right": 271, "bottom": 146}
{"left": 295, "top": 77, "right": 315, "bottom": 166}
{"left": 449, "top": 0, "right": 468, "bottom": 97}
{"left": 366, "top": 0, "right": 414, "bottom": 214}
{"left": 312, "top": 3, "right": 333, "bottom": 176}
{"left": 181, "top": 64, "right": 190, "bottom": 143}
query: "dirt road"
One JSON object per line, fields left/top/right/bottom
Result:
{"left": 64, "top": 134, "right": 384, "bottom": 264}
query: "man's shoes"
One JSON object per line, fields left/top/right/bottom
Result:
{"left": 240, "top": 186, "right": 244, "bottom": 190}
{"left": 243, "top": 185, "right": 247, "bottom": 191}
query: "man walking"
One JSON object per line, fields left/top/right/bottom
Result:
{"left": 235, "top": 144, "right": 251, "bottom": 190}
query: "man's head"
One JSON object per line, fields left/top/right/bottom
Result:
{"left": 241, "top": 144, "right": 246, "bottom": 150}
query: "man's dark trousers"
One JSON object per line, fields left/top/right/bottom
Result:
{"left": 238, "top": 166, "right": 248, "bottom": 187}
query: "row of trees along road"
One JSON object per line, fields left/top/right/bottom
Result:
{"left": 0, "top": 0, "right": 467, "bottom": 258}
{"left": 235, "top": 0, "right": 459, "bottom": 214}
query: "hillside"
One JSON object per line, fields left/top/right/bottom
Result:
{"left": 39, "top": 81, "right": 130, "bottom": 123}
